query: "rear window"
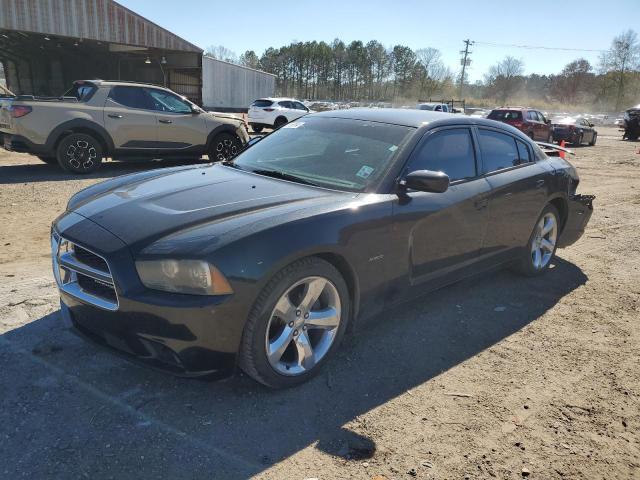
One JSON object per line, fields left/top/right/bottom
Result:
{"left": 63, "top": 83, "right": 97, "bottom": 102}
{"left": 252, "top": 99, "right": 273, "bottom": 107}
{"left": 488, "top": 110, "right": 522, "bottom": 121}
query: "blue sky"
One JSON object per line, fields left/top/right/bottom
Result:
{"left": 119, "top": 0, "right": 638, "bottom": 81}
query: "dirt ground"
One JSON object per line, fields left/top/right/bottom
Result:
{"left": 0, "top": 126, "right": 638, "bottom": 480}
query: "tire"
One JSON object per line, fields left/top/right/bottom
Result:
{"left": 36, "top": 156, "right": 57, "bottom": 165}
{"left": 512, "top": 204, "right": 560, "bottom": 277}
{"left": 239, "top": 257, "right": 350, "bottom": 388}
{"left": 208, "top": 132, "right": 242, "bottom": 162}
{"left": 589, "top": 133, "right": 597, "bottom": 146}
{"left": 574, "top": 134, "right": 583, "bottom": 147}
{"left": 56, "top": 133, "right": 103, "bottom": 174}
{"left": 250, "top": 124, "right": 263, "bottom": 133}
{"left": 273, "top": 117, "right": 288, "bottom": 129}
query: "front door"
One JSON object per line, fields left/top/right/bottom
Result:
{"left": 103, "top": 86, "right": 158, "bottom": 151}
{"left": 146, "top": 88, "right": 207, "bottom": 152}
{"left": 390, "top": 127, "right": 491, "bottom": 302}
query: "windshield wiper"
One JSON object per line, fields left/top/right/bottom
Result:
{"left": 250, "top": 169, "right": 320, "bottom": 187}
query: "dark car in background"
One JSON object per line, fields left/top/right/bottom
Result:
{"left": 551, "top": 117, "right": 597, "bottom": 146}
{"left": 488, "top": 107, "right": 553, "bottom": 142}
{"left": 51, "top": 109, "right": 593, "bottom": 388}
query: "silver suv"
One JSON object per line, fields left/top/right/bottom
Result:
{"left": 0, "top": 80, "right": 249, "bottom": 173}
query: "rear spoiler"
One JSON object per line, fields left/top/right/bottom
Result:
{"left": 536, "top": 141, "right": 575, "bottom": 157}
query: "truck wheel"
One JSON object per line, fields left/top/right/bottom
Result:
{"left": 37, "top": 156, "right": 58, "bottom": 165}
{"left": 208, "top": 133, "right": 241, "bottom": 162}
{"left": 56, "top": 133, "right": 103, "bottom": 174}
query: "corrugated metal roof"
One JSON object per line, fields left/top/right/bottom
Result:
{"left": 0, "top": 0, "right": 202, "bottom": 52}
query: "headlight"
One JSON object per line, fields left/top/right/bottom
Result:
{"left": 135, "top": 259, "right": 233, "bottom": 296}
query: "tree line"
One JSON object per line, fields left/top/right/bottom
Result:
{"left": 206, "top": 29, "right": 640, "bottom": 111}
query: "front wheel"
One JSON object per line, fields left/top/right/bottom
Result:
{"left": 56, "top": 133, "right": 103, "bottom": 173}
{"left": 512, "top": 204, "right": 559, "bottom": 277}
{"left": 239, "top": 257, "right": 350, "bottom": 388}
{"left": 574, "top": 133, "right": 583, "bottom": 147}
{"left": 208, "top": 133, "right": 242, "bottom": 162}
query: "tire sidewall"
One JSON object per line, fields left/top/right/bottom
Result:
{"left": 242, "top": 258, "right": 350, "bottom": 388}
{"left": 56, "top": 133, "right": 103, "bottom": 173}
{"left": 519, "top": 204, "right": 560, "bottom": 276}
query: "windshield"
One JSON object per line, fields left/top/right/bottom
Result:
{"left": 232, "top": 117, "right": 414, "bottom": 192}
{"left": 488, "top": 110, "right": 522, "bottom": 121}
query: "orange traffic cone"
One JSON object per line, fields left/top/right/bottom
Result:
{"left": 559, "top": 140, "right": 566, "bottom": 159}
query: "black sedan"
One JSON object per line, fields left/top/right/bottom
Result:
{"left": 551, "top": 116, "right": 598, "bottom": 146}
{"left": 52, "top": 109, "right": 593, "bottom": 388}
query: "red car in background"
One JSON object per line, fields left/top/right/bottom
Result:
{"left": 487, "top": 107, "right": 553, "bottom": 142}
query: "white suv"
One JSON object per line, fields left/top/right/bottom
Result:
{"left": 248, "top": 98, "right": 310, "bottom": 132}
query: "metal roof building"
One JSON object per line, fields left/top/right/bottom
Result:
{"left": 0, "top": 0, "right": 203, "bottom": 103}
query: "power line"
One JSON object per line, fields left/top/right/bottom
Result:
{"left": 474, "top": 41, "right": 606, "bottom": 53}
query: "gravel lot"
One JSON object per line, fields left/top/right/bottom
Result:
{"left": 0, "top": 127, "right": 638, "bottom": 479}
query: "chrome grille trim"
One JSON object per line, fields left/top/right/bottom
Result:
{"left": 51, "top": 231, "right": 119, "bottom": 311}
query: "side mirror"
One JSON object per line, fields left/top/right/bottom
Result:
{"left": 191, "top": 105, "right": 202, "bottom": 114}
{"left": 401, "top": 170, "right": 450, "bottom": 193}
{"left": 545, "top": 119, "right": 551, "bottom": 124}
{"left": 589, "top": 122, "right": 594, "bottom": 127}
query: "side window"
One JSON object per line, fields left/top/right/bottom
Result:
{"left": 146, "top": 89, "right": 192, "bottom": 114}
{"left": 527, "top": 111, "right": 538, "bottom": 121}
{"left": 278, "top": 101, "right": 292, "bottom": 109}
{"left": 515, "top": 139, "right": 531, "bottom": 165}
{"left": 478, "top": 129, "right": 520, "bottom": 173}
{"left": 294, "top": 102, "right": 308, "bottom": 111}
{"left": 537, "top": 112, "right": 547, "bottom": 123}
{"left": 108, "top": 86, "right": 153, "bottom": 110}
{"left": 406, "top": 128, "right": 476, "bottom": 182}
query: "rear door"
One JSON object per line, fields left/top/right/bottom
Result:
{"left": 103, "top": 86, "right": 158, "bottom": 151}
{"left": 146, "top": 88, "right": 207, "bottom": 152}
{"left": 477, "top": 128, "right": 550, "bottom": 260}
{"left": 391, "top": 127, "right": 491, "bottom": 300}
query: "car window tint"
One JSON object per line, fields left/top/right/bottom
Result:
{"left": 407, "top": 128, "right": 476, "bottom": 181}
{"left": 278, "top": 101, "right": 292, "bottom": 108}
{"left": 146, "top": 89, "right": 192, "bottom": 113}
{"left": 478, "top": 129, "right": 520, "bottom": 173}
{"left": 488, "top": 110, "right": 522, "bottom": 121}
{"left": 537, "top": 112, "right": 546, "bottom": 122}
{"left": 294, "top": 102, "right": 307, "bottom": 111}
{"left": 108, "top": 86, "right": 152, "bottom": 110}
{"left": 527, "top": 111, "right": 537, "bottom": 121}
{"left": 516, "top": 139, "right": 531, "bottom": 164}
{"left": 252, "top": 99, "right": 273, "bottom": 107}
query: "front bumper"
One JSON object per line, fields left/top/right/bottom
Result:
{"left": 557, "top": 194, "right": 595, "bottom": 248}
{"left": 53, "top": 212, "right": 247, "bottom": 378}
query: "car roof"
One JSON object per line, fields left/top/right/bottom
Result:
{"left": 258, "top": 97, "right": 299, "bottom": 102}
{"left": 75, "top": 79, "right": 172, "bottom": 91}
{"left": 492, "top": 106, "right": 532, "bottom": 111}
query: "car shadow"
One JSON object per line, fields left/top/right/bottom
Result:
{"left": 0, "top": 258, "right": 587, "bottom": 478}
{"left": 0, "top": 157, "right": 212, "bottom": 185}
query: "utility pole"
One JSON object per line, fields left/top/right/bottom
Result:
{"left": 459, "top": 39, "right": 474, "bottom": 99}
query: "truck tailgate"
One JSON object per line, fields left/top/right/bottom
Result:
{"left": 0, "top": 98, "right": 14, "bottom": 133}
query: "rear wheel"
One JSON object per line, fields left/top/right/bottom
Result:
{"left": 36, "top": 156, "right": 57, "bottom": 165}
{"left": 273, "top": 117, "right": 288, "bottom": 129}
{"left": 250, "top": 124, "right": 263, "bottom": 133}
{"left": 513, "top": 204, "right": 559, "bottom": 277}
{"left": 56, "top": 133, "right": 103, "bottom": 174}
{"left": 239, "top": 257, "right": 350, "bottom": 388}
{"left": 589, "top": 133, "right": 597, "bottom": 146}
{"left": 208, "top": 132, "right": 241, "bottom": 162}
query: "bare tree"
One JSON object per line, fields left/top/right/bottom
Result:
{"left": 205, "top": 45, "right": 238, "bottom": 64}
{"left": 485, "top": 56, "right": 525, "bottom": 103}
{"left": 601, "top": 30, "right": 640, "bottom": 110}
{"left": 415, "top": 48, "right": 449, "bottom": 98}
{"left": 239, "top": 50, "right": 260, "bottom": 70}
{"left": 552, "top": 58, "right": 593, "bottom": 104}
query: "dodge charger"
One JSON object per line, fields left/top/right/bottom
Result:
{"left": 51, "top": 109, "right": 593, "bottom": 388}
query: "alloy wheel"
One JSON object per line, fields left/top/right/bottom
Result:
{"left": 531, "top": 212, "right": 557, "bottom": 270}
{"left": 265, "top": 276, "right": 341, "bottom": 376}
{"left": 214, "top": 138, "right": 238, "bottom": 161}
{"left": 66, "top": 140, "right": 97, "bottom": 170}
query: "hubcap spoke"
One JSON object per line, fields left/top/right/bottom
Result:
{"left": 294, "top": 331, "right": 315, "bottom": 369}
{"left": 540, "top": 238, "right": 555, "bottom": 252}
{"left": 306, "top": 307, "right": 339, "bottom": 330}
{"left": 268, "top": 326, "right": 294, "bottom": 362}
{"left": 298, "top": 278, "right": 326, "bottom": 310}
{"left": 273, "top": 294, "right": 295, "bottom": 321}
{"left": 533, "top": 248, "right": 542, "bottom": 268}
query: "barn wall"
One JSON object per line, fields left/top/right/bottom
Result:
{"left": 202, "top": 56, "right": 275, "bottom": 111}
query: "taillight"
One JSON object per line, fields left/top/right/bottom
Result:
{"left": 9, "top": 105, "right": 32, "bottom": 118}
{"left": 263, "top": 108, "right": 275, "bottom": 112}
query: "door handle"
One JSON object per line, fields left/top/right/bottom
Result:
{"left": 108, "top": 114, "right": 123, "bottom": 119}
{"left": 159, "top": 119, "right": 172, "bottom": 124}
{"left": 474, "top": 198, "right": 489, "bottom": 210}
{"left": 536, "top": 179, "right": 545, "bottom": 188}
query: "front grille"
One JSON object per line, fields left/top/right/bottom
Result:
{"left": 52, "top": 232, "right": 119, "bottom": 310}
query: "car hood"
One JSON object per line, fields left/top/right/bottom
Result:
{"left": 203, "top": 111, "right": 243, "bottom": 125}
{"left": 68, "top": 164, "right": 348, "bottom": 249}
